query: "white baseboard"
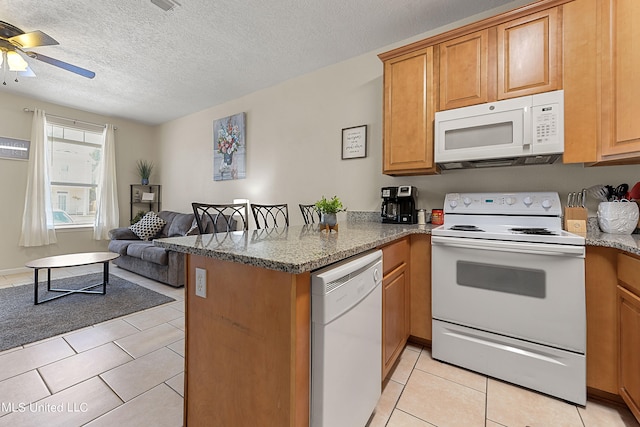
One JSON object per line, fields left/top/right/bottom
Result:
{"left": 0, "top": 267, "right": 31, "bottom": 276}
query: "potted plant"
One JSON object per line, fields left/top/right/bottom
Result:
{"left": 315, "top": 195, "right": 345, "bottom": 226}
{"left": 136, "top": 159, "right": 154, "bottom": 185}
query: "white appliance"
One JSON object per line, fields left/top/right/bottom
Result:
{"left": 434, "top": 90, "right": 564, "bottom": 170}
{"left": 431, "top": 192, "right": 586, "bottom": 405}
{"left": 311, "top": 250, "right": 382, "bottom": 427}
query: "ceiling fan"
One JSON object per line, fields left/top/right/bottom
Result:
{"left": 0, "top": 20, "right": 95, "bottom": 84}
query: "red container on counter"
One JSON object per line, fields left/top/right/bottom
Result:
{"left": 431, "top": 209, "right": 444, "bottom": 225}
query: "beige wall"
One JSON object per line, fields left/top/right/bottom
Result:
{"left": 157, "top": 2, "right": 640, "bottom": 229}
{"left": 0, "top": 92, "right": 156, "bottom": 273}
{"left": 3, "top": 0, "right": 640, "bottom": 271}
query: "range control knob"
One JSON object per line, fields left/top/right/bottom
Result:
{"left": 463, "top": 197, "right": 472, "bottom": 206}
{"left": 541, "top": 199, "right": 552, "bottom": 209}
{"left": 505, "top": 196, "right": 516, "bottom": 205}
{"left": 449, "top": 199, "right": 458, "bottom": 208}
{"left": 523, "top": 196, "right": 533, "bottom": 206}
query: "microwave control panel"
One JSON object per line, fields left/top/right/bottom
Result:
{"left": 533, "top": 103, "right": 560, "bottom": 145}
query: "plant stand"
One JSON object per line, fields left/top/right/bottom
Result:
{"left": 319, "top": 223, "right": 339, "bottom": 233}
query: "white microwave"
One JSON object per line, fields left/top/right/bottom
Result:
{"left": 434, "top": 90, "right": 564, "bottom": 169}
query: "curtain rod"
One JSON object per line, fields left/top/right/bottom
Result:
{"left": 23, "top": 108, "right": 117, "bottom": 130}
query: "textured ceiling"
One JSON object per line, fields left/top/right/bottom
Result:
{"left": 1, "top": 0, "right": 523, "bottom": 125}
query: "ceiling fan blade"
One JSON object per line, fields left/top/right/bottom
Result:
{"left": 9, "top": 30, "right": 58, "bottom": 48}
{"left": 26, "top": 51, "right": 95, "bottom": 79}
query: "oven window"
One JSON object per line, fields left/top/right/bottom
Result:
{"left": 456, "top": 261, "right": 545, "bottom": 298}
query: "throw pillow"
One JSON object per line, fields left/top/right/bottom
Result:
{"left": 129, "top": 211, "right": 166, "bottom": 241}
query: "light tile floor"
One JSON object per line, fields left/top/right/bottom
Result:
{"left": 0, "top": 265, "right": 638, "bottom": 427}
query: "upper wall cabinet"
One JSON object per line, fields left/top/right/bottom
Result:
{"left": 439, "top": 29, "right": 493, "bottom": 110}
{"left": 497, "top": 8, "right": 561, "bottom": 99}
{"left": 381, "top": 47, "right": 438, "bottom": 176}
{"left": 600, "top": 0, "right": 640, "bottom": 159}
{"left": 563, "top": 0, "right": 640, "bottom": 164}
{"left": 438, "top": 8, "right": 561, "bottom": 111}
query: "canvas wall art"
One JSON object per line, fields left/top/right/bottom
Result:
{"left": 213, "top": 112, "right": 246, "bottom": 181}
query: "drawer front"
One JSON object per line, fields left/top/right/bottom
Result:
{"left": 380, "top": 237, "right": 409, "bottom": 277}
{"left": 618, "top": 253, "right": 640, "bottom": 297}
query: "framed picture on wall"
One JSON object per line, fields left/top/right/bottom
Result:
{"left": 213, "top": 112, "right": 246, "bottom": 181}
{"left": 341, "top": 125, "right": 367, "bottom": 159}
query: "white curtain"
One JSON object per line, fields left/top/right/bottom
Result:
{"left": 19, "top": 108, "right": 57, "bottom": 247}
{"left": 93, "top": 124, "right": 119, "bottom": 240}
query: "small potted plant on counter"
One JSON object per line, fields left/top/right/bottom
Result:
{"left": 136, "top": 159, "right": 154, "bottom": 185}
{"left": 315, "top": 195, "right": 345, "bottom": 230}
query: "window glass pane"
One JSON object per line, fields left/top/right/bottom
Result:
{"left": 50, "top": 141, "right": 101, "bottom": 185}
{"left": 48, "top": 121, "right": 103, "bottom": 228}
{"left": 51, "top": 185, "right": 96, "bottom": 225}
{"left": 62, "top": 128, "right": 85, "bottom": 142}
{"left": 50, "top": 125, "right": 64, "bottom": 139}
{"left": 85, "top": 132, "right": 103, "bottom": 145}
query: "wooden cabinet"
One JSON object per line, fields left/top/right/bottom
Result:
{"left": 562, "top": 0, "right": 600, "bottom": 163}
{"left": 618, "top": 253, "right": 640, "bottom": 422}
{"left": 600, "top": 0, "right": 640, "bottom": 159}
{"left": 380, "top": 47, "right": 438, "bottom": 176}
{"left": 496, "top": 8, "right": 561, "bottom": 99}
{"left": 380, "top": 238, "right": 410, "bottom": 378}
{"left": 184, "top": 255, "right": 310, "bottom": 427}
{"left": 563, "top": 0, "right": 640, "bottom": 164}
{"left": 439, "top": 29, "right": 493, "bottom": 110}
{"left": 409, "top": 234, "right": 431, "bottom": 343}
{"left": 585, "top": 246, "right": 619, "bottom": 396}
{"left": 618, "top": 286, "right": 640, "bottom": 421}
{"left": 438, "top": 7, "right": 560, "bottom": 111}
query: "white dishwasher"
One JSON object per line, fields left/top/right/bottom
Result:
{"left": 311, "top": 249, "right": 382, "bottom": 427}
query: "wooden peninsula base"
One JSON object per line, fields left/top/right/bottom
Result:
{"left": 184, "top": 254, "right": 311, "bottom": 426}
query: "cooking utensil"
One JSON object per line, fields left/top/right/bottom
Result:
{"left": 587, "top": 185, "right": 609, "bottom": 202}
{"left": 605, "top": 185, "right": 615, "bottom": 201}
{"left": 615, "top": 183, "right": 629, "bottom": 200}
{"left": 581, "top": 189, "right": 587, "bottom": 207}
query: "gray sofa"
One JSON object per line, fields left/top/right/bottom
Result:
{"left": 108, "top": 211, "right": 196, "bottom": 287}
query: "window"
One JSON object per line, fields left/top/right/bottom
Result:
{"left": 47, "top": 119, "right": 103, "bottom": 227}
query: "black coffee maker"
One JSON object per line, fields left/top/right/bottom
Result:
{"left": 381, "top": 186, "right": 417, "bottom": 224}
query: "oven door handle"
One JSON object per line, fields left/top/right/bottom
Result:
{"left": 431, "top": 235, "right": 585, "bottom": 257}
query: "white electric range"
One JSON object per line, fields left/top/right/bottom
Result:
{"left": 431, "top": 192, "right": 586, "bottom": 405}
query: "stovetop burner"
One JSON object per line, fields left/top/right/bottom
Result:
{"left": 449, "top": 225, "right": 484, "bottom": 232}
{"left": 510, "top": 227, "right": 558, "bottom": 236}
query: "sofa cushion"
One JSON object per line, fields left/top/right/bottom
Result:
{"left": 130, "top": 211, "right": 166, "bottom": 241}
{"left": 126, "top": 242, "right": 168, "bottom": 265}
{"left": 109, "top": 227, "right": 139, "bottom": 240}
{"left": 168, "top": 213, "right": 196, "bottom": 237}
{"left": 157, "top": 211, "right": 178, "bottom": 237}
{"left": 108, "top": 239, "right": 138, "bottom": 256}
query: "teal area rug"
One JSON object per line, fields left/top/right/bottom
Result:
{"left": 0, "top": 273, "right": 175, "bottom": 352}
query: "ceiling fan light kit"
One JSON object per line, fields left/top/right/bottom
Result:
{"left": 1, "top": 50, "right": 28, "bottom": 71}
{"left": 0, "top": 20, "right": 95, "bottom": 84}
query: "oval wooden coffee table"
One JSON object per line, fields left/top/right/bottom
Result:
{"left": 26, "top": 252, "right": 120, "bottom": 305}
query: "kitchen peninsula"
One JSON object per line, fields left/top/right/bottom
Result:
{"left": 154, "top": 217, "right": 432, "bottom": 426}
{"left": 155, "top": 217, "right": 640, "bottom": 426}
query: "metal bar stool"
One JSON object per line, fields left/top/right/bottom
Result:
{"left": 191, "top": 202, "right": 249, "bottom": 233}
{"left": 250, "top": 204, "right": 289, "bottom": 229}
{"left": 299, "top": 204, "right": 321, "bottom": 224}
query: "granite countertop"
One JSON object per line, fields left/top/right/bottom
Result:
{"left": 154, "top": 218, "right": 434, "bottom": 274}
{"left": 154, "top": 214, "right": 640, "bottom": 274}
